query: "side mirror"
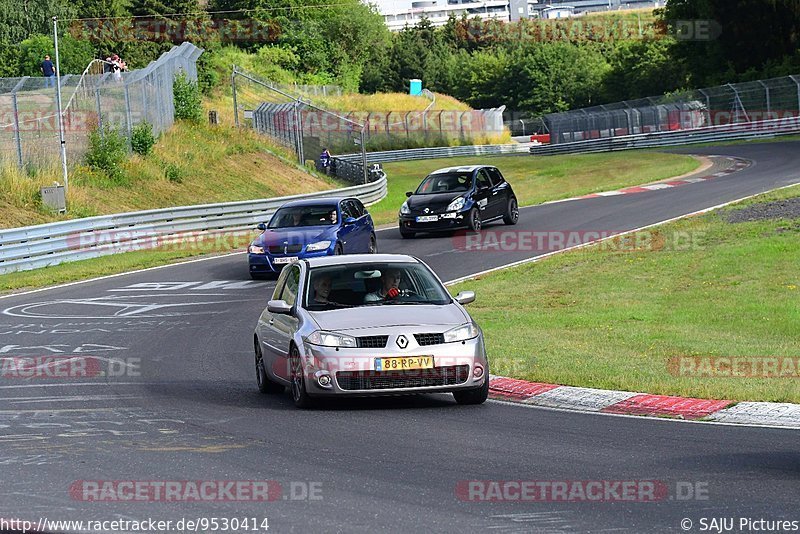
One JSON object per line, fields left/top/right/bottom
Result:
{"left": 257, "top": 223, "right": 267, "bottom": 231}
{"left": 455, "top": 291, "right": 475, "bottom": 305}
{"left": 267, "top": 299, "right": 293, "bottom": 315}
{"left": 405, "top": 191, "right": 413, "bottom": 198}
{"left": 343, "top": 217, "right": 357, "bottom": 226}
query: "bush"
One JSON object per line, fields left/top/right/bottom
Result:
{"left": 164, "top": 163, "right": 183, "bottom": 183}
{"left": 85, "top": 125, "right": 128, "bottom": 182}
{"left": 131, "top": 121, "right": 156, "bottom": 156}
{"left": 173, "top": 71, "right": 203, "bottom": 123}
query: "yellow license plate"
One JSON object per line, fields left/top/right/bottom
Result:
{"left": 374, "top": 356, "right": 434, "bottom": 371}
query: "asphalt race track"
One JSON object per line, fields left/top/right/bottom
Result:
{"left": 1, "top": 142, "right": 798, "bottom": 533}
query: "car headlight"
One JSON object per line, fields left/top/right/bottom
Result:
{"left": 447, "top": 197, "right": 465, "bottom": 212}
{"left": 444, "top": 323, "right": 479, "bottom": 343}
{"left": 306, "top": 240, "right": 331, "bottom": 252}
{"left": 306, "top": 330, "right": 357, "bottom": 348}
{"left": 400, "top": 201, "right": 410, "bottom": 215}
{"left": 248, "top": 244, "right": 265, "bottom": 254}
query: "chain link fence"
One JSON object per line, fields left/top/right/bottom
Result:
{"left": 233, "top": 67, "right": 369, "bottom": 184}
{"left": 0, "top": 42, "right": 203, "bottom": 170}
{"left": 543, "top": 75, "right": 800, "bottom": 144}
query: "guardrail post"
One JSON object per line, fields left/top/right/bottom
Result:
{"left": 11, "top": 93, "right": 23, "bottom": 168}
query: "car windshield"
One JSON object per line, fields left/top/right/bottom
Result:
{"left": 415, "top": 172, "right": 473, "bottom": 195}
{"left": 268, "top": 205, "right": 338, "bottom": 228}
{"left": 304, "top": 262, "right": 452, "bottom": 310}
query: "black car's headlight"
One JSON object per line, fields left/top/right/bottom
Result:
{"left": 447, "top": 197, "right": 466, "bottom": 212}
{"left": 400, "top": 201, "right": 411, "bottom": 215}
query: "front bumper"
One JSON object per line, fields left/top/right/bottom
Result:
{"left": 248, "top": 249, "right": 332, "bottom": 273}
{"left": 399, "top": 210, "right": 470, "bottom": 233}
{"left": 298, "top": 334, "right": 488, "bottom": 397}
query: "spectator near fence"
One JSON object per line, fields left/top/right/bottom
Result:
{"left": 41, "top": 55, "right": 56, "bottom": 88}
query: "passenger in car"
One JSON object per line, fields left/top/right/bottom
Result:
{"left": 312, "top": 275, "right": 333, "bottom": 304}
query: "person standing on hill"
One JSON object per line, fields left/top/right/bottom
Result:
{"left": 41, "top": 55, "right": 56, "bottom": 88}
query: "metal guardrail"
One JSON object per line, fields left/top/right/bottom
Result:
{"left": 529, "top": 116, "right": 800, "bottom": 156}
{"left": 338, "top": 143, "right": 530, "bottom": 164}
{"left": 0, "top": 177, "right": 387, "bottom": 275}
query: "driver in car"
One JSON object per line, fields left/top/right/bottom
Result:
{"left": 364, "top": 269, "right": 402, "bottom": 302}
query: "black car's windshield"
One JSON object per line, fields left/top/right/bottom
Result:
{"left": 304, "top": 262, "right": 451, "bottom": 310}
{"left": 415, "top": 173, "right": 472, "bottom": 195}
{"left": 269, "top": 206, "right": 338, "bottom": 228}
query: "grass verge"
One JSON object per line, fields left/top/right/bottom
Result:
{"left": 450, "top": 184, "right": 800, "bottom": 403}
{"left": 369, "top": 151, "right": 701, "bottom": 225}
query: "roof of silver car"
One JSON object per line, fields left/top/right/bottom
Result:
{"left": 429, "top": 165, "right": 487, "bottom": 174}
{"left": 305, "top": 254, "right": 419, "bottom": 268}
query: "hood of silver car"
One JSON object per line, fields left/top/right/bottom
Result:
{"left": 309, "top": 304, "right": 468, "bottom": 332}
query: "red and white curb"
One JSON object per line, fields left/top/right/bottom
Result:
{"left": 540, "top": 156, "right": 751, "bottom": 206}
{"left": 489, "top": 376, "right": 800, "bottom": 428}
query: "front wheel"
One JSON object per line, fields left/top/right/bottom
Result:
{"left": 368, "top": 233, "right": 378, "bottom": 253}
{"left": 334, "top": 243, "right": 344, "bottom": 255}
{"left": 453, "top": 376, "right": 489, "bottom": 405}
{"left": 503, "top": 197, "right": 519, "bottom": 225}
{"left": 467, "top": 208, "right": 482, "bottom": 233}
{"left": 289, "top": 345, "right": 315, "bottom": 409}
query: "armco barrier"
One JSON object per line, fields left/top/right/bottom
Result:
{"left": 0, "top": 176, "right": 387, "bottom": 275}
{"left": 338, "top": 143, "right": 530, "bottom": 164}
{"left": 529, "top": 116, "right": 800, "bottom": 156}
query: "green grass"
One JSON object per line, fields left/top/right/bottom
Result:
{"left": 369, "top": 151, "right": 701, "bottom": 225}
{"left": 0, "top": 118, "right": 339, "bottom": 229}
{"left": 451, "top": 185, "right": 800, "bottom": 403}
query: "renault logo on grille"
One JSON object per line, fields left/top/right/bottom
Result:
{"left": 423, "top": 208, "right": 430, "bottom": 214}
{"left": 396, "top": 335, "right": 409, "bottom": 349}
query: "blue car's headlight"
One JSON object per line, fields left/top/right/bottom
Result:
{"left": 248, "top": 244, "right": 265, "bottom": 254}
{"left": 306, "top": 240, "right": 332, "bottom": 252}
{"left": 447, "top": 197, "right": 466, "bottom": 212}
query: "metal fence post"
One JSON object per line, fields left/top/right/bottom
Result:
{"left": 758, "top": 80, "right": 771, "bottom": 115}
{"left": 95, "top": 87, "right": 104, "bottom": 135}
{"left": 293, "top": 100, "right": 304, "bottom": 165}
{"left": 11, "top": 92, "right": 23, "bottom": 168}
{"left": 360, "top": 126, "right": 367, "bottom": 184}
{"left": 791, "top": 75, "right": 800, "bottom": 113}
{"left": 123, "top": 83, "right": 133, "bottom": 151}
{"left": 232, "top": 67, "right": 240, "bottom": 128}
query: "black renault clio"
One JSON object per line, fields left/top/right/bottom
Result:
{"left": 398, "top": 165, "right": 519, "bottom": 238}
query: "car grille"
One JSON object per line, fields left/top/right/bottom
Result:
{"left": 356, "top": 335, "right": 389, "bottom": 349}
{"left": 336, "top": 365, "right": 470, "bottom": 391}
{"left": 268, "top": 244, "right": 303, "bottom": 254}
{"left": 414, "top": 333, "right": 445, "bottom": 346}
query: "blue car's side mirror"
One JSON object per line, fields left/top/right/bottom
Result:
{"left": 257, "top": 223, "right": 267, "bottom": 231}
{"left": 343, "top": 217, "right": 357, "bottom": 226}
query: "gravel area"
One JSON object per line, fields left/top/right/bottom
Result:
{"left": 725, "top": 196, "right": 800, "bottom": 223}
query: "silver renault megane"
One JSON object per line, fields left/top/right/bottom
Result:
{"left": 253, "top": 254, "right": 489, "bottom": 408}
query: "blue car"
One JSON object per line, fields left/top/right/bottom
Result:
{"left": 248, "top": 198, "right": 377, "bottom": 279}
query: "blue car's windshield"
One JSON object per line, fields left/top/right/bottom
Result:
{"left": 415, "top": 173, "right": 472, "bottom": 195}
{"left": 304, "top": 262, "right": 452, "bottom": 310}
{"left": 269, "top": 206, "right": 338, "bottom": 228}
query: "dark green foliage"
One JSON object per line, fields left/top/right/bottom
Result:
{"left": 86, "top": 125, "right": 128, "bottom": 181}
{"left": 173, "top": 71, "right": 203, "bottom": 123}
{"left": 164, "top": 163, "right": 183, "bottom": 182}
{"left": 17, "top": 34, "right": 96, "bottom": 76}
{"left": 131, "top": 122, "right": 156, "bottom": 155}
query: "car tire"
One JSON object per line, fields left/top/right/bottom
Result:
{"left": 369, "top": 233, "right": 378, "bottom": 253}
{"left": 289, "top": 345, "right": 315, "bottom": 409}
{"left": 452, "top": 375, "right": 489, "bottom": 405}
{"left": 503, "top": 197, "right": 519, "bottom": 225}
{"left": 255, "top": 339, "right": 284, "bottom": 394}
{"left": 400, "top": 227, "right": 415, "bottom": 239}
{"left": 334, "top": 243, "right": 344, "bottom": 255}
{"left": 467, "top": 208, "right": 482, "bottom": 233}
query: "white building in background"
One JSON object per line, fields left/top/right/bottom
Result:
{"left": 371, "top": 0, "right": 662, "bottom": 30}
